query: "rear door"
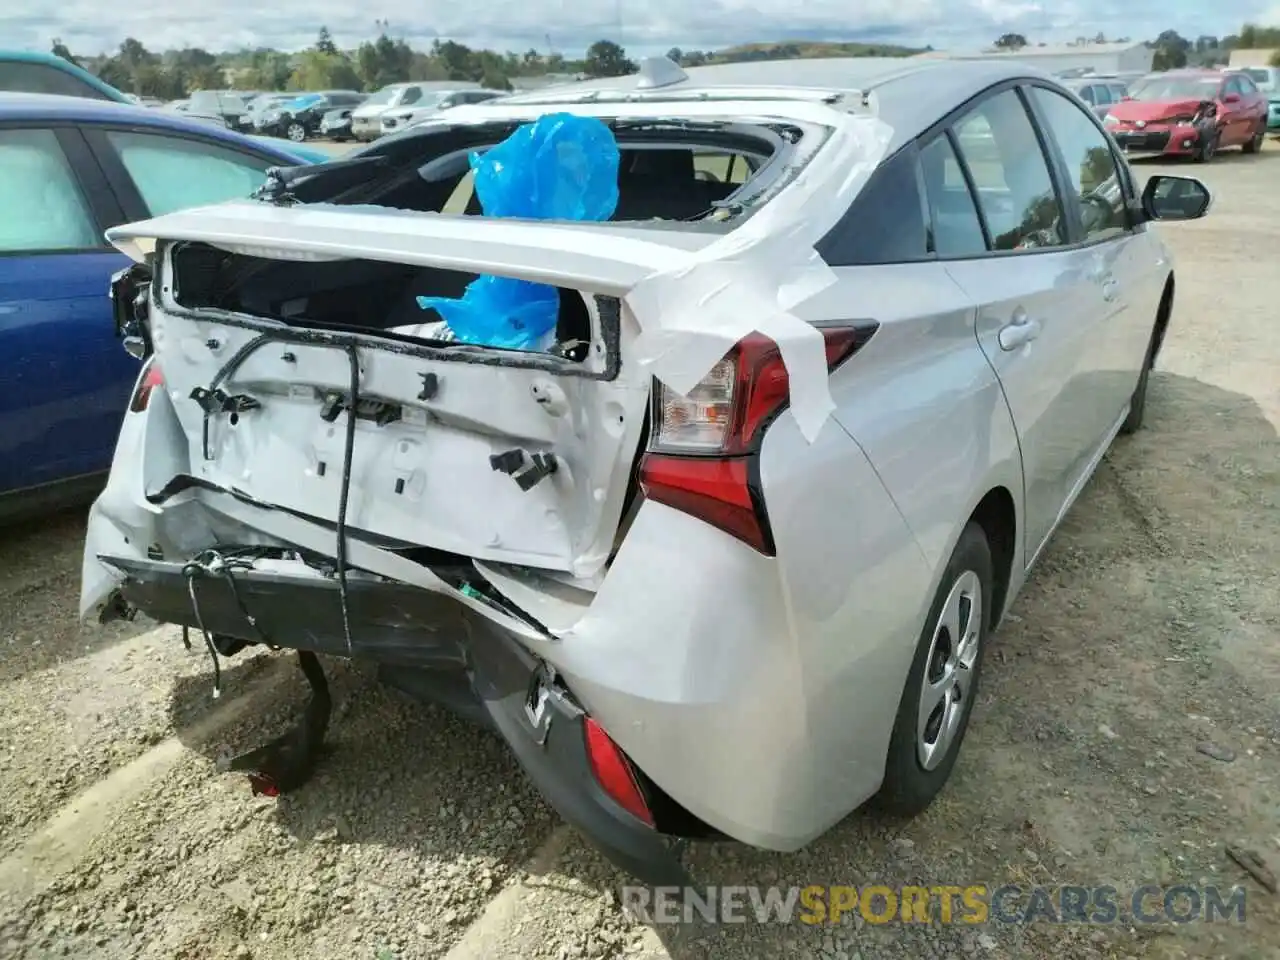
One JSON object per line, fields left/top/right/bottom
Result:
{"left": 0, "top": 125, "right": 133, "bottom": 494}
{"left": 935, "top": 86, "right": 1115, "bottom": 561}
{"left": 1218, "top": 76, "right": 1249, "bottom": 145}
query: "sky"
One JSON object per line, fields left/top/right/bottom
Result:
{"left": 8, "top": 0, "right": 1280, "bottom": 59}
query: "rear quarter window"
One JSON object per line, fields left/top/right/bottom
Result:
{"left": 817, "top": 145, "right": 929, "bottom": 265}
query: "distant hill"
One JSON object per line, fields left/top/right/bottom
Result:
{"left": 705, "top": 40, "right": 928, "bottom": 63}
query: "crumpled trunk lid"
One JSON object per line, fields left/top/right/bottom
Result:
{"left": 107, "top": 203, "right": 713, "bottom": 578}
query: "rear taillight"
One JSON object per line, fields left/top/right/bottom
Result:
{"left": 129, "top": 360, "right": 164, "bottom": 412}
{"left": 639, "top": 324, "right": 874, "bottom": 555}
{"left": 583, "top": 717, "right": 654, "bottom": 827}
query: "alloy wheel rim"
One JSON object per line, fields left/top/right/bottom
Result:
{"left": 917, "top": 569, "right": 983, "bottom": 771}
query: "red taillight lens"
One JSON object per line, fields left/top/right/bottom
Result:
{"left": 640, "top": 324, "right": 874, "bottom": 554}
{"left": 639, "top": 455, "right": 767, "bottom": 552}
{"left": 583, "top": 717, "right": 654, "bottom": 827}
{"left": 129, "top": 360, "right": 164, "bottom": 413}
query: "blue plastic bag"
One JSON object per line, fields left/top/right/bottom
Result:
{"left": 417, "top": 113, "right": 620, "bottom": 350}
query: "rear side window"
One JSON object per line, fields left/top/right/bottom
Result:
{"left": 0, "top": 129, "right": 101, "bottom": 252}
{"left": 919, "top": 136, "right": 987, "bottom": 257}
{"left": 952, "top": 89, "right": 1065, "bottom": 252}
{"left": 819, "top": 145, "right": 927, "bottom": 264}
{"left": 105, "top": 130, "right": 273, "bottom": 217}
{"left": 1077, "top": 86, "right": 1096, "bottom": 105}
{"left": 0, "top": 61, "right": 111, "bottom": 100}
{"left": 401, "top": 87, "right": 423, "bottom": 105}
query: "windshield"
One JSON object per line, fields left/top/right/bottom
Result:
{"left": 1244, "top": 68, "right": 1271, "bottom": 84}
{"left": 364, "top": 86, "right": 404, "bottom": 106}
{"left": 1128, "top": 76, "right": 1221, "bottom": 101}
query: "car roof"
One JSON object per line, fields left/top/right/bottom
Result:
{"left": 0, "top": 92, "right": 307, "bottom": 161}
{"left": 484, "top": 57, "right": 1060, "bottom": 153}
{"left": 0, "top": 48, "right": 131, "bottom": 102}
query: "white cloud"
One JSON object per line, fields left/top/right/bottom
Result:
{"left": 8, "top": 0, "right": 1272, "bottom": 57}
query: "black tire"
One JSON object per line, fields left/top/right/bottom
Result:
{"left": 875, "top": 522, "right": 993, "bottom": 816}
{"left": 286, "top": 122, "right": 307, "bottom": 143}
{"left": 1242, "top": 123, "right": 1265, "bottom": 154}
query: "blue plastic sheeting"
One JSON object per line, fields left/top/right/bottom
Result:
{"left": 417, "top": 113, "right": 620, "bottom": 350}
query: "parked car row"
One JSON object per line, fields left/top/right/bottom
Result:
{"left": 347, "top": 81, "right": 504, "bottom": 141}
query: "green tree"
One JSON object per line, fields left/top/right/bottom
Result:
{"left": 289, "top": 50, "right": 360, "bottom": 90}
{"left": 994, "top": 33, "right": 1028, "bottom": 49}
{"left": 1271, "top": 49, "right": 1280, "bottom": 67}
{"left": 94, "top": 58, "right": 133, "bottom": 91}
{"left": 666, "top": 47, "right": 683, "bottom": 64}
{"left": 51, "top": 39, "right": 80, "bottom": 67}
{"left": 315, "top": 27, "right": 339, "bottom": 56}
{"left": 237, "top": 50, "right": 292, "bottom": 91}
{"left": 1150, "top": 29, "right": 1190, "bottom": 69}
{"left": 433, "top": 40, "right": 481, "bottom": 81}
{"left": 134, "top": 63, "right": 184, "bottom": 99}
{"left": 356, "top": 33, "right": 413, "bottom": 89}
{"left": 584, "top": 39, "right": 635, "bottom": 77}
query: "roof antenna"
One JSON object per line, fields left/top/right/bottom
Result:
{"left": 635, "top": 55, "right": 689, "bottom": 90}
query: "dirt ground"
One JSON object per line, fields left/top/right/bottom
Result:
{"left": 1, "top": 146, "right": 1278, "bottom": 960}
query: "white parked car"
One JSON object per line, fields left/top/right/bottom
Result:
{"left": 350, "top": 81, "right": 485, "bottom": 140}
{"left": 380, "top": 88, "right": 506, "bottom": 135}
{"left": 84, "top": 56, "right": 1209, "bottom": 885}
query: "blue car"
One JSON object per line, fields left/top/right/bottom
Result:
{"left": 0, "top": 93, "right": 319, "bottom": 521}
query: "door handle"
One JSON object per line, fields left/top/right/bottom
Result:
{"left": 998, "top": 312, "right": 1042, "bottom": 351}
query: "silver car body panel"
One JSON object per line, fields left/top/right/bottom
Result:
{"left": 83, "top": 59, "right": 1181, "bottom": 850}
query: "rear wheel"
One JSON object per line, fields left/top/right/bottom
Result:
{"left": 875, "top": 522, "right": 993, "bottom": 816}
{"left": 286, "top": 122, "right": 307, "bottom": 143}
{"left": 1243, "top": 123, "right": 1265, "bottom": 154}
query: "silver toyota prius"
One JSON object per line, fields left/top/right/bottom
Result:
{"left": 81, "top": 56, "right": 1211, "bottom": 883}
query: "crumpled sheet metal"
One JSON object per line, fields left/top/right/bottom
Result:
{"left": 625, "top": 111, "right": 894, "bottom": 443}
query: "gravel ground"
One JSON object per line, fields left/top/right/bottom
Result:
{"left": 2, "top": 147, "right": 1279, "bottom": 960}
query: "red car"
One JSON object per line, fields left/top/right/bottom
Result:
{"left": 1104, "top": 69, "right": 1268, "bottom": 162}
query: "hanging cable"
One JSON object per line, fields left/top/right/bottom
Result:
{"left": 182, "top": 560, "right": 223, "bottom": 699}
{"left": 335, "top": 345, "right": 359, "bottom": 655}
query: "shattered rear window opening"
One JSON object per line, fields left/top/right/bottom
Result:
{"left": 167, "top": 112, "right": 830, "bottom": 362}
{"left": 285, "top": 114, "right": 826, "bottom": 232}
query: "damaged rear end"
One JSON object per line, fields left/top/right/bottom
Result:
{"left": 81, "top": 98, "right": 897, "bottom": 883}
{"left": 83, "top": 204, "right": 724, "bottom": 883}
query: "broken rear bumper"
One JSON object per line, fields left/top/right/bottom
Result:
{"left": 102, "top": 553, "right": 691, "bottom": 886}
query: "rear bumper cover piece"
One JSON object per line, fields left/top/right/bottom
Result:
{"left": 102, "top": 554, "right": 690, "bottom": 886}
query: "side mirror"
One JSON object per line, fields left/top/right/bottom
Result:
{"left": 1142, "top": 174, "right": 1212, "bottom": 222}
{"left": 1223, "top": 92, "right": 1241, "bottom": 104}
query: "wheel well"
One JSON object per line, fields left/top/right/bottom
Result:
{"left": 970, "top": 487, "right": 1016, "bottom": 630}
{"left": 1151, "top": 274, "right": 1175, "bottom": 367}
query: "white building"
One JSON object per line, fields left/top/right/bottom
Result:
{"left": 915, "top": 40, "right": 1154, "bottom": 76}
